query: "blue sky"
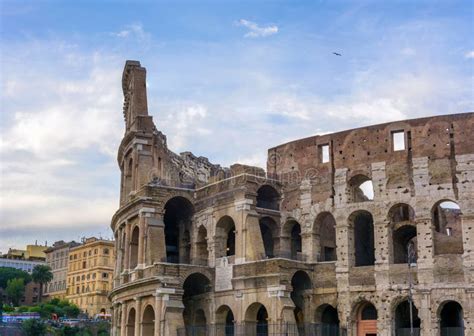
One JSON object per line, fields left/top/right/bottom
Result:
{"left": 1, "top": 0, "right": 473, "bottom": 249}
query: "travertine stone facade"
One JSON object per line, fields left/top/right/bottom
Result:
{"left": 66, "top": 237, "right": 115, "bottom": 316}
{"left": 109, "top": 60, "right": 474, "bottom": 336}
{"left": 44, "top": 240, "right": 79, "bottom": 300}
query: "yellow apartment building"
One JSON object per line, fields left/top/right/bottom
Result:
{"left": 65, "top": 237, "right": 115, "bottom": 317}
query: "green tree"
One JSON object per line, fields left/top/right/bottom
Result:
{"left": 31, "top": 265, "right": 53, "bottom": 303}
{"left": 21, "top": 318, "right": 47, "bottom": 336}
{"left": 5, "top": 278, "right": 25, "bottom": 306}
{"left": 63, "top": 304, "right": 80, "bottom": 318}
{"left": 0, "top": 267, "right": 31, "bottom": 288}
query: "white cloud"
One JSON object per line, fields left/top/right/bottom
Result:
{"left": 237, "top": 19, "right": 278, "bottom": 38}
{"left": 465, "top": 50, "right": 474, "bottom": 59}
{"left": 111, "top": 23, "right": 150, "bottom": 42}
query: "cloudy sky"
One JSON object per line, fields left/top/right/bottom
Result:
{"left": 1, "top": 0, "right": 473, "bottom": 250}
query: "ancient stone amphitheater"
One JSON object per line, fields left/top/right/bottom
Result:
{"left": 109, "top": 61, "right": 474, "bottom": 336}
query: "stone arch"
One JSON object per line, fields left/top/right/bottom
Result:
{"left": 282, "top": 219, "right": 302, "bottom": 260}
{"left": 290, "top": 271, "right": 312, "bottom": 329}
{"left": 256, "top": 185, "right": 280, "bottom": 210}
{"left": 195, "top": 225, "right": 208, "bottom": 266}
{"left": 315, "top": 304, "right": 340, "bottom": 334}
{"left": 126, "top": 307, "right": 136, "bottom": 336}
{"left": 142, "top": 305, "right": 155, "bottom": 335}
{"left": 164, "top": 196, "right": 194, "bottom": 263}
{"left": 437, "top": 300, "right": 465, "bottom": 335}
{"left": 393, "top": 299, "right": 420, "bottom": 335}
{"left": 347, "top": 174, "right": 374, "bottom": 202}
{"left": 432, "top": 200, "right": 463, "bottom": 255}
{"left": 349, "top": 210, "right": 375, "bottom": 266}
{"left": 352, "top": 301, "right": 377, "bottom": 336}
{"left": 215, "top": 216, "right": 236, "bottom": 259}
{"left": 129, "top": 225, "right": 139, "bottom": 269}
{"left": 216, "top": 305, "right": 235, "bottom": 336}
{"left": 259, "top": 217, "right": 279, "bottom": 259}
{"left": 388, "top": 203, "right": 417, "bottom": 264}
{"left": 314, "top": 212, "right": 337, "bottom": 262}
{"left": 182, "top": 272, "right": 212, "bottom": 332}
{"left": 245, "top": 302, "right": 269, "bottom": 336}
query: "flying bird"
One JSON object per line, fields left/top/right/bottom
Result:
{"left": 333, "top": 52, "right": 342, "bottom": 56}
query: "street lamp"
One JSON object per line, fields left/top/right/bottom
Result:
{"left": 407, "top": 241, "right": 416, "bottom": 336}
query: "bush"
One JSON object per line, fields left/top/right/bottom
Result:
{"left": 21, "top": 319, "right": 47, "bottom": 336}
{"left": 2, "top": 304, "right": 15, "bottom": 312}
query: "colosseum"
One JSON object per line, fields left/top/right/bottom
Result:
{"left": 109, "top": 60, "right": 474, "bottom": 336}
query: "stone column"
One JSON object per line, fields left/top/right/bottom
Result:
{"left": 120, "top": 302, "right": 127, "bottom": 336}
{"left": 233, "top": 199, "right": 253, "bottom": 264}
{"left": 154, "top": 292, "right": 163, "bottom": 336}
{"left": 134, "top": 297, "right": 142, "bottom": 336}
{"left": 415, "top": 217, "right": 434, "bottom": 285}
{"left": 123, "top": 222, "right": 130, "bottom": 271}
{"left": 417, "top": 290, "right": 432, "bottom": 336}
{"left": 244, "top": 212, "right": 266, "bottom": 261}
{"left": 374, "top": 219, "right": 390, "bottom": 289}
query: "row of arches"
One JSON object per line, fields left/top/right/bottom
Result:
{"left": 123, "top": 194, "right": 464, "bottom": 270}
{"left": 120, "top": 270, "right": 466, "bottom": 336}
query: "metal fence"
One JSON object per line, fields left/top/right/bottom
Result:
{"left": 396, "top": 328, "right": 421, "bottom": 336}
{"left": 440, "top": 327, "right": 465, "bottom": 336}
{"left": 178, "top": 323, "right": 347, "bottom": 336}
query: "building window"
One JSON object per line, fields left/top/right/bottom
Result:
{"left": 104, "top": 248, "right": 110, "bottom": 255}
{"left": 392, "top": 131, "right": 405, "bottom": 151}
{"left": 319, "top": 144, "right": 330, "bottom": 163}
{"left": 102, "top": 273, "right": 108, "bottom": 279}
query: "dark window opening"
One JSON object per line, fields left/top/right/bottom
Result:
{"left": 353, "top": 211, "right": 375, "bottom": 266}
{"left": 129, "top": 226, "right": 139, "bottom": 269}
{"left": 164, "top": 197, "right": 193, "bottom": 264}
{"left": 256, "top": 185, "right": 280, "bottom": 210}
{"left": 348, "top": 175, "right": 374, "bottom": 202}
{"left": 290, "top": 223, "right": 302, "bottom": 260}
{"left": 440, "top": 301, "right": 464, "bottom": 336}
{"left": 361, "top": 303, "right": 377, "bottom": 320}
{"left": 316, "top": 212, "right": 337, "bottom": 262}
{"left": 393, "top": 225, "right": 417, "bottom": 264}
{"left": 395, "top": 300, "right": 420, "bottom": 333}
{"left": 259, "top": 217, "right": 277, "bottom": 259}
{"left": 432, "top": 201, "right": 463, "bottom": 255}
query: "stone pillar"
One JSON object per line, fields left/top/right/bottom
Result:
{"left": 415, "top": 217, "right": 434, "bottom": 285}
{"left": 417, "top": 290, "right": 432, "bottom": 336}
{"left": 374, "top": 219, "right": 390, "bottom": 289}
{"left": 137, "top": 217, "right": 145, "bottom": 268}
{"left": 162, "top": 289, "right": 185, "bottom": 336}
{"left": 233, "top": 199, "right": 252, "bottom": 264}
{"left": 154, "top": 293, "right": 163, "bottom": 336}
{"left": 120, "top": 302, "right": 127, "bottom": 336}
{"left": 244, "top": 212, "right": 266, "bottom": 261}
{"left": 123, "top": 222, "right": 130, "bottom": 271}
{"left": 134, "top": 297, "right": 142, "bottom": 336}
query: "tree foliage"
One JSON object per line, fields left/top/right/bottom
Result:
{"left": 32, "top": 265, "right": 53, "bottom": 303}
{"left": 0, "top": 267, "right": 31, "bottom": 288}
{"left": 5, "top": 278, "right": 25, "bottom": 306}
{"left": 21, "top": 318, "right": 47, "bottom": 336}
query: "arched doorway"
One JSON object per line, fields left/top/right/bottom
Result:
{"left": 394, "top": 300, "right": 420, "bottom": 336}
{"left": 142, "top": 305, "right": 155, "bottom": 336}
{"left": 182, "top": 273, "right": 211, "bottom": 336}
{"left": 389, "top": 204, "right": 417, "bottom": 264}
{"left": 215, "top": 216, "right": 236, "bottom": 259}
{"left": 350, "top": 211, "right": 375, "bottom": 266}
{"left": 316, "top": 305, "right": 340, "bottom": 336}
{"left": 356, "top": 302, "right": 377, "bottom": 336}
{"left": 216, "top": 305, "right": 235, "bottom": 336}
{"left": 245, "top": 303, "right": 269, "bottom": 336}
{"left": 126, "top": 308, "right": 136, "bottom": 336}
{"left": 130, "top": 226, "right": 139, "bottom": 269}
{"left": 439, "top": 301, "right": 464, "bottom": 336}
{"left": 195, "top": 225, "right": 208, "bottom": 266}
{"left": 291, "top": 271, "right": 312, "bottom": 334}
{"left": 164, "top": 197, "right": 194, "bottom": 263}
{"left": 259, "top": 217, "right": 278, "bottom": 259}
{"left": 314, "top": 212, "right": 337, "bottom": 262}
{"left": 348, "top": 175, "right": 374, "bottom": 202}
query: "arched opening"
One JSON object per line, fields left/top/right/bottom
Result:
{"left": 348, "top": 175, "right": 374, "bottom": 202}
{"left": 195, "top": 225, "right": 208, "bottom": 266}
{"left": 432, "top": 201, "right": 463, "bottom": 255}
{"left": 291, "top": 271, "right": 311, "bottom": 334}
{"left": 439, "top": 301, "right": 464, "bottom": 336}
{"left": 142, "top": 305, "right": 155, "bottom": 335}
{"left": 216, "top": 305, "right": 235, "bottom": 336}
{"left": 389, "top": 204, "right": 417, "bottom": 264}
{"left": 290, "top": 222, "right": 302, "bottom": 260}
{"left": 356, "top": 302, "right": 377, "bottom": 336}
{"left": 126, "top": 308, "right": 136, "bottom": 336}
{"left": 129, "top": 226, "right": 139, "bottom": 269}
{"left": 124, "top": 158, "right": 133, "bottom": 197}
{"left": 256, "top": 185, "right": 280, "bottom": 210}
{"left": 394, "top": 300, "right": 420, "bottom": 336}
{"left": 316, "top": 305, "right": 340, "bottom": 336}
{"left": 164, "top": 197, "right": 194, "bottom": 263}
{"left": 259, "top": 217, "right": 278, "bottom": 259}
{"left": 393, "top": 225, "right": 417, "bottom": 264}
{"left": 244, "top": 303, "right": 269, "bottom": 336}
{"left": 215, "top": 216, "right": 236, "bottom": 260}
{"left": 315, "top": 212, "right": 337, "bottom": 262}
{"left": 350, "top": 211, "right": 375, "bottom": 266}
{"left": 182, "top": 273, "right": 211, "bottom": 335}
